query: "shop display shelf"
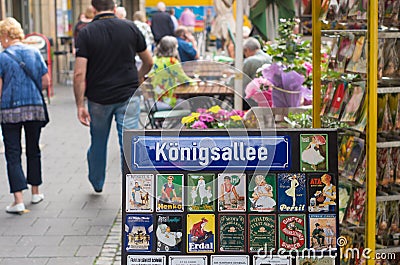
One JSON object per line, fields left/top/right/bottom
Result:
{"left": 376, "top": 141, "right": 400, "bottom": 148}
{"left": 376, "top": 246, "right": 400, "bottom": 253}
{"left": 377, "top": 86, "right": 400, "bottom": 94}
{"left": 376, "top": 194, "right": 400, "bottom": 202}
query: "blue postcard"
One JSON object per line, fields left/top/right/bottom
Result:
{"left": 277, "top": 173, "right": 306, "bottom": 212}
{"left": 124, "top": 215, "right": 153, "bottom": 252}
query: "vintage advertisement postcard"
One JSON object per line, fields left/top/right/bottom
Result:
{"left": 187, "top": 214, "right": 215, "bottom": 253}
{"left": 124, "top": 215, "right": 153, "bottom": 252}
{"left": 217, "top": 173, "right": 246, "bottom": 212}
{"left": 253, "top": 255, "right": 292, "bottom": 265}
{"left": 127, "top": 255, "right": 166, "bottom": 265}
{"left": 249, "top": 214, "right": 276, "bottom": 253}
{"left": 300, "top": 134, "right": 328, "bottom": 172}
{"left": 308, "top": 174, "right": 337, "bottom": 213}
{"left": 277, "top": 173, "right": 306, "bottom": 212}
{"left": 155, "top": 215, "right": 183, "bottom": 252}
{"left": 309, "top": 214, "right": 337, "bottom": 250}
{"left": 219, "top": 214, "right": 246, "bottom": 252}
{"left": 169, "top": 256, "right": 207, "bottom": 265}
{"left": 212, "top": 255, "right": 249, "bottom": 265}
{"left": 248, "top": 174, "right": 277, "bottom": 212}
{"left": 278, "top": 214, "right": 306, "bottom": 251}
{"left": 156, "top": 174, "right": 184, "bottom": 212}
{"left": 126, "top": 174, "right": 154, "bottom": 213}
{"left": 187, "top": 173, "right": 215, "bottom": 212}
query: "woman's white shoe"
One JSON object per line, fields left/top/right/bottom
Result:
{"left": 31, "top": 194, "right": 44, "bottom": 204}
{"left": 6, "top": 203, "right": 25, "bottom": 214}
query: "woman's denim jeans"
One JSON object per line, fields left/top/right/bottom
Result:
{"left": 1, "top": 121, "right": 43, "bottom": 193}
{"left": 87, "top": 96, "right": 140, "bottom": 191}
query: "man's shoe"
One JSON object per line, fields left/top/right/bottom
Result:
{"left": 94, "top": 188, "right": 102, "bottom": 193}
{"left": 32, "top": 194, "right": 44, "bottom": 204}
{"left": 6, "top": 203, "right": 25, "bottom": 214}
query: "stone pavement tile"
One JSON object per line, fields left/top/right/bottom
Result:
{"left": 2, "top": 222, "right": 49, "bottom": 236}
{"left": 0, "top": 236, "right": 20, "bottom": 246}
{"left": 45, "top": 225, "right": 90, "bottom": 236}
{"left": 29, "top": 246, "right": 78, "bottom": 257}
{"left": 60, "top": 235, "right": 106, "bottom": 246}
{"left": 87, "top": 225, "right": 112, "bottom": 236}
{"left": 46, "top": 257, "right": 95, "bottom": 265}
{"left": 19, "top": 235, "right": 63, "bottom": 247}
{"left": 25, "top": 207, "right": 62, "bottom": 219}
{"left": 0, "top": 258, "right": 49, "bottom": 265}
{"left": 74, "top": 217, "right": 116, "bottom": 227}
{"left": 76, "top": 245, "right": 103, "bottom": 257}
{"left": 58, "top": 208, "right": 100, "bottom": 218}
{"left": 0, "top": 245, "right": 34, "bottom": 258}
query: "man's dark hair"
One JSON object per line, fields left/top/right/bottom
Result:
{"left": 91, "top": 0, "right": 115, "bottom": 12}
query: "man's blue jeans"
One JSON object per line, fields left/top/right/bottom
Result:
{"left": 87, "top": 96, "right": 140, "bottom": 191}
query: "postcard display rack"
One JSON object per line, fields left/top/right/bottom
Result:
{"left": 122, "top": 129, "right": 339, "bottom": 265}
{"left": 313, "top": 0, "right": 400, "bottom": 262}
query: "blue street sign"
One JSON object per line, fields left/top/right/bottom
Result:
{"left": 132, "top": 136, "right": 291, "bottom": 171}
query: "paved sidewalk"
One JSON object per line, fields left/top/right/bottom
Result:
{"left": 0, "top": 85, "right": 122, "bottom": 265}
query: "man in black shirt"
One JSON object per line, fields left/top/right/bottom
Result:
{"left": 151, "top": 2, "right": 174, "bottom": 43}
{"left": 73, "top": 0, "right": 153, "bottom": 193}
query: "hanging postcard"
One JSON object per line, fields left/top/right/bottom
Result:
{"left": 308, "top": 174, "right": 337, "bottom": 213}
{"left": 300, "top": 134, "right": 328, "bottom": 172}
{"left": 187, "top": 214, "right": 215, "bottom": 253}
{"left": 248, "top": 174, "right": 277, "bottom": 212}
{"left": 124, "top": 215, "right": 153, "bottom": 252}
{"left": 155, "top": 215, "right": 183, "bottom": 253}
{"left": 187, "top": 173, "right": 215, "bottom": 212}
{"left": 340, "top": 83, "right": 365, "bottom": 123}
{"left": 248, "top": 214, "right": 276, "bottom": 253}
{"left": 342, "top": 137, "right": 365, "bottom": 179}
{"left": 156, "top": 174, "right": 184, "bottom": 212}
{"left": 327, "top": 82, "right": 348, "bottom": 119}
{"left": 309, "top": 214, "right": 337, "bottom": 250}
{"left": 345, "top": 187, "right": 366, "bottom": 226}
{"left": 278, "top": 173, "right": 306, "bottom": 212}
{"left": 278, "top": 214, "right": 306, "bottom": 251}
{"left": 338, "top": 182, "right": 352, "bottom": 224}
{"left": 218, "top": 173, "right": 246, "bottom": 212}
{"left": 126, "top": 174, "right": 154, "bottom": 213}
{"left": 219, "top": 214, "right": 246, "bottom": 252}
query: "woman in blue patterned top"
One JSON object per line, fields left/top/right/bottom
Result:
{"left": 0, "top": 17, "right": 50, "bottom": 214}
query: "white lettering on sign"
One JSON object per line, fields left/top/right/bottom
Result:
{"left": 155, "top": 141, "right": 268, "bottom": 166}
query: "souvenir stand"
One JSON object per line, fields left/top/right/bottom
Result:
{"left": 312, "top": 0, "right": 400, "bottom": 263}
{"left": 122, "top": 129, "right": 339, "bottom": 265}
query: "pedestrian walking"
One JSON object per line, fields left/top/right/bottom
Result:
{"left": 73, "top": 0, "right": 153, "bottom": 193}
{"left": 169, "top": 8, "right": 179, "bottom": 31}
{"left": 0, "top": 17, "right": 50, "bottom": 213}
{"left": 179, "top": 8, "right": 196, "bottom": 34}
{"left": 151, "top": 2, "right": 174, "bottom": 44}
{"left": 133, "top": 11, "right": 154, "bottom": 51}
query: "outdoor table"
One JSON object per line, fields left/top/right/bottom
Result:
{"left": 174, "top": 82, "right": 235, "bottom": 110}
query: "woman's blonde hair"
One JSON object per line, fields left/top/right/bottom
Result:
{"left": 84, "top": 6, "right": 95, "bottom": 19}
{"left": 0, "top": 17, "right": 25, "bottom": 40}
